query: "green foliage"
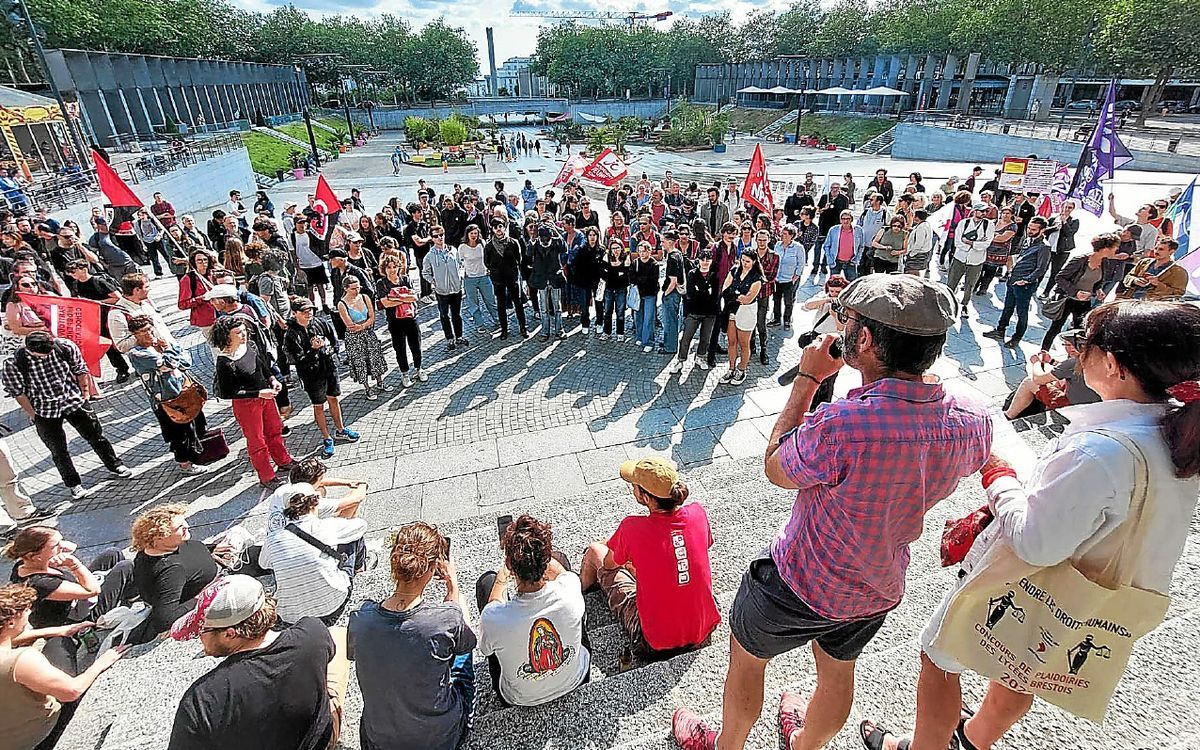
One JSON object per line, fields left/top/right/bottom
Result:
{"left": 275, "top": 122, "right": 338, "bottom": 153}
{"left": 241, "top": 131, "right": 296, "bottom": 175}
{"left": 796, "top": 115, "right": 893, "bottom": 148}
{"left": 439, "top": 118, "right": 468, "bottom": 146}
{"left": 404, "top": 116, "right": 437, "bottom": 144}
{"left": 549, "top": 122, "right": 584, "bottom": 144}
{"left": 660, "top": 101, "right": 729, "bottom": 148}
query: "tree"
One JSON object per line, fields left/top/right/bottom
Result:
{"left": 439, "top": 117, "right": 467, "bottom": 146}
{"left": 1098, "top": 0, "right": 1199, "bottom": 125}
{"left": 402, "top": 19, "right": 479, "bottom": 103}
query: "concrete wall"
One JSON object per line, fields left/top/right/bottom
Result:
{"left": 891, "top": 122, "right": 1200, "bottom": 173}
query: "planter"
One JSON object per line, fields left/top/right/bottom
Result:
{"left": 712, "top": 143, "right": 727, "bottom": 153}
{"left": 292, "top": 168, "right": 306, "bottom": 180}
{"left": 354, "top": 139, "right": 365, "bottom": 147}
{"left": 338, "top": 145, "right": 347, "bottom": 154}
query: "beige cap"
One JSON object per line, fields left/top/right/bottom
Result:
{"left": 619, "top": 456, "right": 679, "bottom": 498}
{"left": 839, "top": 274, "right": 958, "bottom": 336}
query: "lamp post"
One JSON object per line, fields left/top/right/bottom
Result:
{"left": 780, "top": 55, "right": 806, "bottom": 145}
{"left": 291, "top": 65, "right": 321, "bottom": 167}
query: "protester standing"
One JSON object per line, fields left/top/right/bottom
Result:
{"left": 336, "top": 276, "right": 390, "bottom": 400}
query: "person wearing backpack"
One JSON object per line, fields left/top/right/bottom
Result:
{"left": 1, "top": 332, "right": 132, "bottom": 500}
{"left": 946, "top": 203, "right": 995, "bottom": 318}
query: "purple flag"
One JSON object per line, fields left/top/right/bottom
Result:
{"left": 1068, "top": 81, "right": 1134, "bottom": 217}
{"left": 1177, "top": 248, "right": 1200, "bottom": 296}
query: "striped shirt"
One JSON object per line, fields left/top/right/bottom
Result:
{"left": 259, "top": 514, "right": 366, "bottom": 623}
{"left": 772, "top": 378, "right": 991, "bottom": 620}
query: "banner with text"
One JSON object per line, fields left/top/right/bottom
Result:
{"left": 741, "top": 144, "right": 774, "bottom": 213}
{"left": 18, "top": 293, "right": 109, "bottom": 377}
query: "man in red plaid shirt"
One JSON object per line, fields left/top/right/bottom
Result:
{"left": 674, "top": 275, "right": 992, "bottom": 750}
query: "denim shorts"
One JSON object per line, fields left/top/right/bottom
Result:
{"left": 729, "top": 553, "right": 889, "bottom": 661}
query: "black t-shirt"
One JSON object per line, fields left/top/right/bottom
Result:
{"left": 375, "top": 276, "right": 416, "bottom": 321}
{"left": 663, "top": 251, "right": 685, "bottom": 293}
{"left": 73, "top": 275, "right": 119, "bottom": 302}
{"left": 129, "top": 539, "right": 218, "bottom": 644}
{"left": 9, "top": 565, "right": 71, "bottom": 628}
{"left": 168, "top": 618, "right": 335, "bottom": 750}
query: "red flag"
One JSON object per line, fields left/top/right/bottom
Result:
{"left": 580, "top": 148, "right": 628, "bottom": 187}
{"left": 18, "top": 293, "right": 110, "bottom": 377}
{"left": 92, "top": 150, "right": 142, "bottom": 208}
{"left": 552, "top": 155, "right": 585, "bottom": 188}
{"left": 313, "top": 175, "right": 340, "bottom": 215}
{"left": 741, "top": 144, "right": 774, "bottom": 213}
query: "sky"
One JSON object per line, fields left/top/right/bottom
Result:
{"left": 228, "top": 0, "right": 799, "bottom": 78}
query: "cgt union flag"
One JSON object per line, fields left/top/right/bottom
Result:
{"left": 18, "top": 293, "right": 110, "bottom": 377}
{"left": 742, "top": 144, "right": 774, "bottom": 214}
{"left": 580, "top": 148, "right": 629, "bottom": 186}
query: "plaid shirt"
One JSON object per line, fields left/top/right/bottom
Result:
{"left": 772, "top": 378, "right": 991, "bottom": 620}
{"left": 757, "top": 250, "right": 779, "bottom": 300}
{"left": 2, "top": 339, "right": 88, "bottom": 418}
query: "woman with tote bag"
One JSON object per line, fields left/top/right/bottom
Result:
{"left": 861, "top": 300, "right": 1200, "bottom": 750}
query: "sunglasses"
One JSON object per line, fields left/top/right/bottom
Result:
{"left": 831, "top": 302, "right": 860, "bottom": 325}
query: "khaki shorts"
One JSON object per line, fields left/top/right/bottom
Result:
{"left": 596, "top": 565, "right": 650, "bottom": 656}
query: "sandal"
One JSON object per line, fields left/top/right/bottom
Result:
{"left": 859, "top": 720, "right": 910, "bottom": 750}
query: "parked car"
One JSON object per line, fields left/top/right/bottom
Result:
{"left": 1064, "top": 100, "right": 1097, "bottom": 113}
{"left": 1114, "top": 99, "right": 1142, "bottom": 113}
{"left": 1159, "top": 100, "right": 1199, "bottom": 114}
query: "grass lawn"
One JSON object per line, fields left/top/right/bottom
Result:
{"left": 241, "top": 131, "right": 304, "bottom": 176}
{"left": 315, "top": 116, "right": 351, "bottom": 136}
{"left": 727, "top": 108, "right": 788, "bottom": 134}
{"left": 796, "top": 114, "right": 894, "bottom": 147}
{"left": 275, "top": 122, "right": 340, "bottom": 153}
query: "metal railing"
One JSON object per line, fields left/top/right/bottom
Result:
{"left": 899, "top": 111, "right": 1200, "bottom": 157}
{"left": 110, "top": 132, "right": 246, "bottom": 185}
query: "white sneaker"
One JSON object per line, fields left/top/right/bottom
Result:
{"left": 179, "top": 464, "right": 206, "bottom": 476}
{"left": 643, "top": 345, "right": 653, "bottom": 353}
{"left": 365, "top": 388, "right": 378, "bottom": 401}
{"left": 69, "top": 485, "right": 90, "bottom": 500}
{"left": 109, "top": 465, "right": 133, "bottom": 479}
{"left": 416, "top": 369, "right": 428, "bottom": 382}
{"left": 581, "top": 327, "right": 589, "bottom": 335}
{"left": 616, "top": 334, "right": 626, "bottom": 343}
{"left": 402, "top": 373, "right": 413, "bottom": 387}
{"left": 695, "top": 358, "right": 711, "bottom": 371}
{"left": 668, "top": 359, "right": 683, "bottom": 373}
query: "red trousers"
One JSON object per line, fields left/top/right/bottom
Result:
{"left": 232, "top": 397, "right": 292, "bottom": 482}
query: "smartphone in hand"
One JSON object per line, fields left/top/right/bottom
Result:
{"left": 497, "top": 515, "right": 513, "bottom": 542}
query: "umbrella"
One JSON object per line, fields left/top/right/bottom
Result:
{"left": 737, "top": 86, "right": 768, "bottom": 94}
{"left": 767, "top": 86, "right": 796, "bottom": 95}
{"left": 816, "top": 86, "right": 853, "bottom": 95}
{"left": 862, "top": 86, "right": 909, "bottom": 97}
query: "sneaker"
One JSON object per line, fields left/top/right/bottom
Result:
{"left": 498, "top": 332, "right": 508, "bottom": 341}
{"left": 365, "top": 388, "right": 378, "bottom": 401}
{"left": 671, "top": 708, "right": 717, "bottom": 750}
{"left": 456, "top": 337, "right": 469, "bottom": 346}
{"left": 540, "top": 334, "right": 551, "bottom": 341}
{"left": 616, "top": 334, "right": 626, "bottom": 343}
{"left": 778, "top": 692, "right": 809, "bottom": 749}
{"left": 447, "top": 341, "right": 457, "bottom": 351}
{"left": 69, "top": 485, "right": 90, "bottom": 500}
{"left": 558, "top": 330, "right": 567, "bottom": 339}
{"left": 379, "top": 382, "right": 396, "bottom": 392}
{"left": 767, "top": 319, "right": 782, "bottom": 327}
{"left": 521, "top": 330, "right": 530, "bottom": 339}
{"left": 259, "top": 475, "right": 281, "bottom": 489}
{"left": 960, "top": 307, "right": 970, "bottom": 319}
{"left": 16, "top": 504, "right": 64, "bottom": 524}
{"left": 402, "top": 372, "right": 413, "bottom": 387}
{"left": 416, "top": 369, "right": 428, "bottom": 382}
{"left": 581, "top": 327, "right": 589, "bottom": 335}
{"left": 114, "top": 372, "right": 131, "bottom": 384}
{"left": 336, "top": 428, "right": 361, "bottom": 442}
{"left": 643, "top": 345, "right": 653, "bottom": 353}
{"left": 599, "top": 333, "right": 610, "bottom": 342}
{"left": 719, "top": 369, "right": 736, "bottom": 384}
{"left": 179, "top": 463, "right": 206, "bottom": 476}
{"left": 281, "top": 424, "right": 291, "bottom": 437}
{"left": 783, "top": 321, "right": 792, "bottom": 330}
{"left": 322, "top": 438, "right": 335, "bottom": 458}
{"left": 695, "top": 358, "right": 710, "bottom": 371}
{"left": 356, "top": 549, "right": 380, "bottom": 575}
{"left": 1004, "top": 338, "right": 1021, "bottom": 349}
{"left": 108, "top": 465, "right": 133, "bottom": 479}
{"left": 731, "top": 369, "right": 747, "bottom": 385}
{"left": 668, "top": 359, "right": 684, "bottom": 373}
{"left": 982, "top": 329, "right": 1006, "bottom": 340}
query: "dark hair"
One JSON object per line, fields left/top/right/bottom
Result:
{"left": 283, "top": 493, "right": 320, "bottom": 520}
{"left": 1091, "top": 232, "right": 1121, "bottom": 251}
{"left": 1028, "top": 217, "right": 1048, "bottom": 228}
{"left": 228, "top": 596, "right": 277, "bottom": 640}
{"left": 501, "top": 514, "right": 554, "bottom": 584}
{"left": 208, "top": 316, "right": 243, "bottom": 350}
{"left": 3, "top": 525, "right": 55, "bottom": 560}
{"left": 251, "top": 220, "right": 273, "bottom": 233}
{"left": 25, "top": 331, "right": 54, "bottom": 354}
{"left": 850, "top": 315, "right": 945, "bottom": 376}
{"left": 1083, "top": 301, "right": 1200, "bottom": 477}
{"left": 127, "top": 314, "right": 155, "bottom": 334}
{"left": 642, "top": 480, "right": 690, "bottom": 512}
{"left": 289, "top": 456, "right": 327, "bottom": 485}
{"left": 121, "top": 272, "right": 147, "bottom": 296}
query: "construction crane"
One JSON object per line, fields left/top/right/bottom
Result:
{"left": 509, "top": 9, "right": 673, "bottom": 27}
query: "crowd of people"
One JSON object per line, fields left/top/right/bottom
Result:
{"left": 0, "top": 152, "right": 1197, "bottom": 750}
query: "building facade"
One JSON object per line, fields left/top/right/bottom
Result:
{"left": 44, "top": 49, "right": 308, "bottom": 147}
{"left": 694, "top": 54, "right": 1200, "bottom": 120}
{"left": 495, "top": 56, "right": 550, "bottom": 98}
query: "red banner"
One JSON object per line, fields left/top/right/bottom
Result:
{"left": 580, "top": 148, "right": 629, "bottom": 187}
{"left": 92, "top": 150, "right": 143, "bottom": 208}
{"left": 313, "top": 174, "right": 340, "bottom": 215}
{"left": 741, "top": 144, "right": 774, "bottom": 214}
{"left": 18, "top": 293, "right": 109, "bottom": 377}
{"left": 552, "top": 155, "right": 587, "bottom": 188}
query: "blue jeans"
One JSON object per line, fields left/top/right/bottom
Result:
{"left": 450, "top": 652, "right": 476, "bottom": 748}
{"left": 659, "top": 291, "right": 681, "bottom": 352}
{"left": 996, "top": 282, "right": 1036, "bottom": 342}
{"left": 635, "top": 295, "right": 658, "bottom": 347}
{"left": 603, "top": 287, "right": 627, "bottom": 335}
{"left": 831, "top": 259, "right": 858, "bottom": 280}
{"left": 538, "top": 286, "right": 563, "bottom": 335}
{"left": 463, "top": 275, "right": 498, "bottom": 329}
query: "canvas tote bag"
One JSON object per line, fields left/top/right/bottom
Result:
{"left": 929, "top": 429, "right": 1168, "bottom": 723}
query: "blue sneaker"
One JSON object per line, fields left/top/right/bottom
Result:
{"left": 335, "top": 428, "right": 361, "bottom": 443}
{"left": 322, "top": 438, "right": 335, "bottom": 458}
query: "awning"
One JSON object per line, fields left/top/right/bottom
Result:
{"left": 736, "top": 86, "right": 769, "bottom": 94}
{"left": 815, "top": 86, "right": 853, "bottom": 95}
{"left": 862, "top": 86, "right": 910, "bottom": 97}
{"left": 766, "top": 86, "right": 796, "bottom": 95}
{"left": 577, "top": 111, "right": 607, "bottom": 123}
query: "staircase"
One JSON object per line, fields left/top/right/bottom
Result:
{"left": 250, "top": 125, "right": 312, "bottom": 151}
{"left": 857, "top": 124, "right": 897, "bottom": 155}
{"left": 717, "top": 101, "right": 737, "bottom": 116}
{"left": 755, "top": 108, "right": 799, "bottom": 140}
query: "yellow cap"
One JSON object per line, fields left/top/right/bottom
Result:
{"left": 619, "top": 456, "right": 679, "bottom": 498}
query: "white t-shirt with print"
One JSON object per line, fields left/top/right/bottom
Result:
{"left": 477, "top": 571, "right": 590, "bottom": 706}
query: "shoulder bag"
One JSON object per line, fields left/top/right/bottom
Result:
{"left": 928, "top": 429, "right": 1168, "bottom": 722}
{"left": 285, "top": 522, "right": 349, "bottom": 565}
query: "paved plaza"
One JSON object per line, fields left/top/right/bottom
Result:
{"left": 6, "top": 137, "right": 1194, "bottom": 749}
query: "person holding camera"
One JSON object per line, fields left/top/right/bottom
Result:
{"left": 285, "top": 298, "right": 360, "bottom": 458}
{"left": 797, "top": 274, "right": 851, "bottom": 409}
{"left": 673, "top": 274, "right": 991, "bottom": 750}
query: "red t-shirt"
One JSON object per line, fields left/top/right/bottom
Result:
{"left": 607, "top": 503, "right": 721, "bottom": 651}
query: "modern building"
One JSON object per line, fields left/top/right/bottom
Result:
{"left": 694, "top": 54, "right": 1200, "bottom": 120}
{"left": 43, "top": 49, "right": 308, "bottom": 147}
{"left": 495, "top": 56, "right": 550, "bottom": 98}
